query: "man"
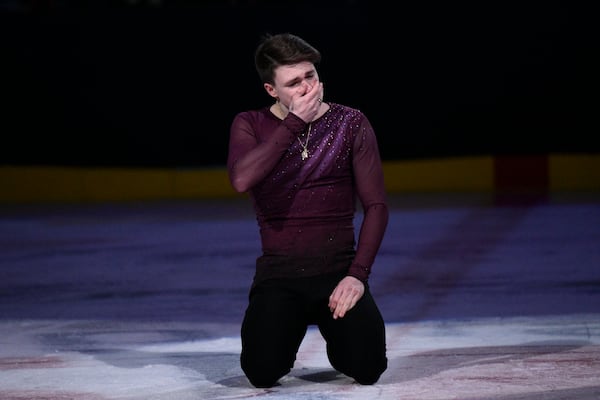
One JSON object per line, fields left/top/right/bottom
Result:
{"left": 227, "top": 32, "right": 388, "bottom": 388}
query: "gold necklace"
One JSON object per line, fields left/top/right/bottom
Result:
{"left": 276, "top": 101, "right": 311, "bottom": 160}
{"left": 298, "top": 124, "right": 311, "bottom": 160}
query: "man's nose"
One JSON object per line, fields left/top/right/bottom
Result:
{"left": 301, "top": 80, "right": 312, "bottom": 92}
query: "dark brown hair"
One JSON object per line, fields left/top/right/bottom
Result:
{"left": 254, "top": 33, "right": 321, "bottom": 85}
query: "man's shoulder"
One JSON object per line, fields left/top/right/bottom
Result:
{"left": 233, "top": 106, "right": 272, "bottom": 124}
{"left": 328, "top": 103, "right": 367, "bottom": 121}
{"left": 235, "top": 106, "right": 270, "bottom": 118}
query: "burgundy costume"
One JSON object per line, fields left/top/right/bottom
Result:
{"left": 228, "top": 102, "right": 388, "bottom": 387}
{"left": 228, "top": 103, "right": 388, "bottom": 284}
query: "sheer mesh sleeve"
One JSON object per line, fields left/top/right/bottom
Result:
{"left": 227, "top": 111, "right": 307, "bottom": 193}
{"left": 347, "top": 116, "right": 389, "bottom": 282}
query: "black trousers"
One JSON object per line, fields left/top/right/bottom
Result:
{"left": 240, "top": 270, "right": 387, "bottom": 388}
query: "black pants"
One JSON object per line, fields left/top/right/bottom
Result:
{"left": 240, "top": 271, "right": 387, "bottom": 388}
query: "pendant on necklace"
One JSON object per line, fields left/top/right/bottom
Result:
{"left": 299, "top": 123, "right": 312, "bottom": 161}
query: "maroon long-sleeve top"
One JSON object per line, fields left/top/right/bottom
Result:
{"left": 227, "top": 103, "right": 388, "bottom": 285}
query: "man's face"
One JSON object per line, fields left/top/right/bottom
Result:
{"left": 265, "top": 61, "right": 319, "bottom": 108}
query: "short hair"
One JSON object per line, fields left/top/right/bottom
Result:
{"left": 254, "top": 33, "right": 321, "bottom": 85}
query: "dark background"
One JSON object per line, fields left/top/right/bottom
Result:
{"left": 1, "top": 0, "right": 598, "bottom": 167}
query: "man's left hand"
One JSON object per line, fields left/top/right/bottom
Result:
{"left": 328, "top": 276, "right": 364, "bottom": 319}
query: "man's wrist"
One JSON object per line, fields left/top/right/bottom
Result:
{"left": 347, "top": 263, "right": 370, "bottom": 283}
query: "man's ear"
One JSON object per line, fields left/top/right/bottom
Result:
{"left": 264, "top": 83, "right": 278, "bottom": 99}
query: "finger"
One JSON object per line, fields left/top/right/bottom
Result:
{"left": 315, "top": 83, "right": 324, "bottom": 105}
{"left": 333, "top": 301, "right": 351, "bottom": 319}
{"left": 329, "top": 300, "right": 336, "bottom": 313}
{"left": 328, "top": 291, "right": 339, "bottom": 312}
{"left": 331, "top": 293, "right": 356, "bottom": 319}
{"left": 332, "top": 301, "right": 345, "bottom": 319}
